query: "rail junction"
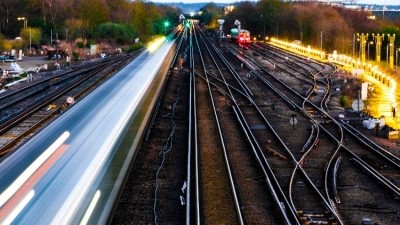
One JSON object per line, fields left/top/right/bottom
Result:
{"left": 113, "top": 24, "right": 400, "bottom": 225}
{"left": 0, "top": 23, "right": 398, "bottom": 225}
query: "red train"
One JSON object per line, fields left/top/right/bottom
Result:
{"left": 230, "top": 28, "right": 251, "bottom": 45}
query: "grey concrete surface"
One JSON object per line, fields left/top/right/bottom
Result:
{"left": 0, "top": 56, "right": 50, "bottom": 72}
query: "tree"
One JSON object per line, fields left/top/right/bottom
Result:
{"left": 93, "top": 22, "right": 135, "bottom": 45}
{"left": 107, "top": 0, "right": 132, "bottom": 23}
{"left": 64, "top": 18, "right": 89, "bottom": 41}
{"left": 76, "top": 0, "right": 110, "bottom": 30}
{"left": 19, "top": 27, "right": 42, "bottom": 49}
{"left": 130, "top": 0, "right": 153, "bottom": 40}
{"left": 0, "top": 0, "right": 23, "bottom": 38}
{"left": 257, "top": 0, "right": 289, "bottom": 36}
{"left": 0, "top": 34, "right": 7, "bottom": 50}
{"left": 200, "top": 3, "right": 223, "bottom": 30}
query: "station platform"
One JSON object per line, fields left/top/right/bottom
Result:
{"left": 362, "top": 71, "right": 400, "bottom": 130}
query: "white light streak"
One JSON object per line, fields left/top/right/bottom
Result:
{"left": 0, "top": 131, "right": 70, "bottom": 207}
{"left": 2, "top": 190, "right": 35, "bottom": 225}
{"left": 79, "top": 190, "right": 101, "bottom": 225}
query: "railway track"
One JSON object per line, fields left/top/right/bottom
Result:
{"left": 112, "top": 26, "right": 190, "bottom": 225}
{"left": 192, "top": 23, "right": 243, "bottom": 225}
{"left": 112, "top": 24, "right": 399, "bottom": 225}
{"left": 229, "top": 39, "right": 400, "bottom": 224}
{"left": 194, "top": 25, "right": 310, "bottom": 224}
{"left": 0, "top": 54, "right": 135, "bottom": 156}
{"left": 2, "top": 24, "right": 395, "bottom": 224}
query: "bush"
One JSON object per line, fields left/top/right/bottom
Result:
{"left": 339, "top": 95, "right": 352, "bottom": 108}
{"left": 125, "top": 43, "right": 143, "bottom": 52}
{"left": 72, "top": 51, "right": 80, "bottom": 61}
{"left": 76, "top": 42, "right": 85, "bottom": 49}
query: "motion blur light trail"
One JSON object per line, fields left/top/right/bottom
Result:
{"left": 147, "top": 37, "right": 167, "bottom": 53}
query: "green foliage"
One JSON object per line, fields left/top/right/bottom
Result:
{"left": 87, "top": 39, "right": 96, "bottom": 47}
{"left": 125, "top": 43, "right": 143, "bottom": 52}
{"left": 72, "top": 51, "right": 80, "bottom": 61}
{"left": 10, "top": 39, "right": 24, "bottom": 50}
{"left": 93, "top": 22, "right": 135, "bottom": 44}
{"left": 19, "top": 28, "right": 42, "bottom": 47}
{"left": 380, "top": 25, "right": 400, "bottom": 38}
{"left": 76, "top": 42, "right": 85, "bottom": 49}
{"left": 131, "top": 1, "right": 153, "bottom": 40}
{"left": 339, "top": 95, "right": 351, "bottom": 108}
{"left": 0, "top": 34, "right": 6, "bottom": 50}
{"left": 76, "top": 0, "right": 110, "bottom": 29}
{"left": 64, "top": 18, "right": 90, "bottom": 40}
{"left": 3, "top": 0, "right": 399, "bottom": 53}
{"left": 200, "top": 3, "right": 223, "bottom": 29}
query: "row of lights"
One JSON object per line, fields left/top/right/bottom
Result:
{"left": 269, "top": 38, "right": 326, "bottom": 59}
{"left": 269, "top": 37, "right": 398, "bottom": 114}
{"left": 270, "top": 37, "right": 396, "bottom": 88}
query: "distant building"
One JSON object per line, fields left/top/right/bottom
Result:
{"left": 286, "top": 0, "right": 361, "bottom": 10}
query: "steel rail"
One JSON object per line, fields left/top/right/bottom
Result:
{"left": 193, "top": 25, "right": 245, "bottom": 225}
{"left": 232, "top": 106, "right": 300, "bottom": 225}
{"left": 233, "top": 44, "right": 345, "bottom": 224}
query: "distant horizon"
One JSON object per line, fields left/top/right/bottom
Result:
{"left": 358, "top": 0, "right": 399, "bottom": 5}
{"left": 152, "top": 0, "right": 399, "bottom": 6}
{"left": 152, "top": 0, "right": 256, "bottom": 3}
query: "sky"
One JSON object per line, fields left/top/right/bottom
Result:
{"left": 152, "top": 0, "right": 399, "bottom": 6}
{"left": 358, "top": 0, "right": 399, "bottom": 5}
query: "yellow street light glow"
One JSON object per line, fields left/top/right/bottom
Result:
{"left": 147, "top": 37, "right": 166, "bottom": 53}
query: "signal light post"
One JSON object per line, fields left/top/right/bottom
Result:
{"left": 164, "top": 21, "right": 170, "bottom": 35}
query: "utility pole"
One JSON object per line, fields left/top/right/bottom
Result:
{"left": 358, "top": 33, "right": 368, "bottom": 62}
{"left": 320, "top": 31, "right": 323, "bottom": 50}
{"left": 29, "top": 30, "right": 31, "bottom": 55}
{"left": 373, "top": 33, "right": 384, "bottom": 63}
{"left": 353, "top": 33, "right": 356, "bottom": 57}
{"left": 56, "top": 33, "right": 59, "bottom": 63}
{"left": 388, "top": 34, "right": 396, "bottom": 69}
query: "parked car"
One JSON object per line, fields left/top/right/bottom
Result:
{"left": 0, "top": 55, "right": 16, "bottom": 63}
{"left": 0, "top": 55, "right": 7, "bottom": 63}
{"left": 4, "top": 55, "right": 16, "bottom": 62}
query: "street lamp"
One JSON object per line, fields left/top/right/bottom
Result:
{"left": 368, "top": 41, "right": 374, "bottom": 60}
{"left": 357, "top": 36, "right": 361, "bottom": 59}
{"left": 383, "top": 6, "right": 387, "bottom": 20}
{"left": 17, "top": 17, "right": 27, "bottom": 29}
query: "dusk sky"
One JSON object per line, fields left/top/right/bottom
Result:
{"left": 358, "top": 0, "right": 399, "bottom": 5}
{"left": 152, "top": 0, "right": 398, "bottom": 5}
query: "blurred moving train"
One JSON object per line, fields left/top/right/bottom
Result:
{"left": 229, "top": 28, "right": 251, "bottom": 45}
{"left": 0, "top": 36, "right": 176, "bottom": 225}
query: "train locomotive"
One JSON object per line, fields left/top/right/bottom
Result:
{"left": 230, "top": 28, "right": 251, "bottom": 45}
